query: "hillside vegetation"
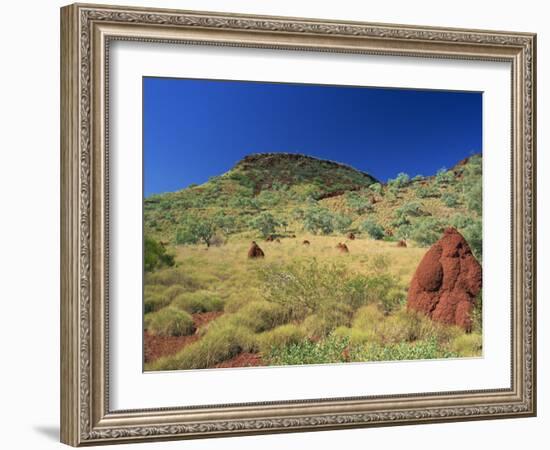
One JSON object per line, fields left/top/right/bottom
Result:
{"left": 143, "top": 152, "right": 482, "bottom": 370}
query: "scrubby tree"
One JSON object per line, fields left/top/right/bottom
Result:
{"left": 362, "top": 219, "right": 385, "bottom": 240}
{"left": 388, "top": 172, "right": 410, "bottom": 189}
{"left": 176, "top": 216, "right": 216, "bottom": 247}
{"left": 462, "top": 218, "right": 482, "bottom": 261}
{"left": 344, "top": 191, "right": 372, "bottom": 214}
{"left": 435, "top": 168, "right": 455, "bottom": 185}
{"left": 442, "top": 192, "right": 459, "bottom": 208}
{"left": 369, "top": 182, "right": 383, "bottom": 195}
{"left": 409, "top": 217, "right": 444, "bottom": 247}
{"left": 396, "top": 201, "right": 424, "bottom": 217}
{"left": 416, "top": 184, "right": 439, "bottom": 199}
{"left": 303, "top": 206, "right": 335, "bottom": 235}
{"left": 214, "top": 212, "right": 236, "bottom": 235}
{"left": 334, "top": 214, "right": 352, "bottom": 234}
{"left": 144, "top": 237, "right": 175, "bottom": 272}
{"left": 249, "top": 212, "right": 280, "bottom": 238}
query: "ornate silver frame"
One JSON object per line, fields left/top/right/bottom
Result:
{"left": 60, "top": 3, "right": 536, "bottom": 446}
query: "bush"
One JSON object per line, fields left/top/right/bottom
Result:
{"left": 163, "top": 285, "right": 186, "bottom": 302}
{"left": 442, "top": 192, "right": 459, "bottom": 207}
{"left": 248, "top": 211, "right": 280, "bottom": 238}
{"left": 172, "top": 291, "right": 224, "bottom": 314}
{"left": 257, "top": 324, "right": 307, "bottom": 354}
{"left": 396, "top": 201, "right": 424, "bottom": 218}
{"left": 148, "top": 321, "right": 257, "bottom": 370}
{"left": 369, "top": 183, "right": 383, "bottom": 195}
{"left": 388, "top": 172, "right": 410, "bottom": 189}
{"left": 462, "top": 218, "right": 482, "bottom": 261}
{"left": 144, "top": 292, "right": 171, "bottom": 314}
{"left": 462, "top": 154, "right": 482, "bottom": 213}
{"left": 362, "top": 219, "right": 384, "bottom": 240}
{"left": 266, "top": 334, "right": 350, "bottom": 366}
{"left": 450, "top": 333, "right": 482, "bottom": 357}
{"left": 147, "top": 307, "right": 195, "bottom": 337}
{"left": 333, "top": 214, "right": 353, "bottom": 233}
{"left": 233, "top": 301, "right": 288, "bottom": 332}
{"left": 345, "top": 191, "right": 373, "bottom": 214}
{"left": 435, "top": 168, "right": 455, "bottom": 185}
{"left": 145, "top": 268, "right": 204, "bottom": 290}
{"left": 144, "top": 237, "right": 175, "bottom": 272}
{"left": 353, "top": 304, "right": 384, "bottom": 330}
{"left": 301, "top": 313, "right": 348, "bottom": 340}
{"left": 416, "top": 185, "right": 439, "bottom": 198}
{"left": 259, "top": 260, "right": 372, "bottom": 324}
{"left": 410, "top": 217, "right": 444, "bottom": 246}
{"left": 302, "top": 206, "right": 335, "bottom": 235}
{"left": 175, "top": 216, "right": 216, "bottom": 247}
{"left": 350, "top": 338, "right": 458, "bottom": 362}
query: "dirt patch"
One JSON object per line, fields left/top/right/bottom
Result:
{"left": 213, "top": 352, "right": 264, "bottom": 368}
{"left": 144, "top": 311, "right": 223, "bottom": 363}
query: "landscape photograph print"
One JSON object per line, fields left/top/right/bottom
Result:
{"left": 143, "top": 77, "right": 483, "bottom": 371}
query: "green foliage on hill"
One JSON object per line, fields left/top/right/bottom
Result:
{"left": 144, "top": 152, "right": 482, "bottom": 260}
{"left": 144, "top": 237, "right": 175, "bottom": 272}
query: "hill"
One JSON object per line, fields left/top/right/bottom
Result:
{"left": 144, "top": 152, "right": 481, "bottom": 259}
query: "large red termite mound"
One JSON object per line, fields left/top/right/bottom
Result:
{"left": 407, "top": 227, "right": 482, "bottom": 331}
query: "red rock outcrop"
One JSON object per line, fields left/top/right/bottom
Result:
{"left": 407, "top": 227, "right": 482, "bottom": 331}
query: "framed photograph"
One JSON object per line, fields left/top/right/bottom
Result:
{"left": 60, "top": 3, "right": 537, "bottom": 446}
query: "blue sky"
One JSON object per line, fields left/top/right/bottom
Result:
{"left": 143, "top": 77, "right": 482, "bottom": 197}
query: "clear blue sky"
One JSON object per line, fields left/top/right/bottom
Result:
{"left": 143, "top": 77, "right": 482, "bottom": 197}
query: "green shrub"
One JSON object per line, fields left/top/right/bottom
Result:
{"left": 416, "top": 185, "right": 439, "bottom": 198}
{"left": 145, "top": 268, "right": 204, "bottom": 290}
{"left": 144, "top": 237, "right": 175, "bottom": 272}
{"left": 144, "top": 292, "right": 170, "bottom": 314}
{"left": 388, "top": 172, "right": 410, "bottom": 189}
{"left": 248, "top": 211, "right": 280, "bottom": 238}
{"left": 331, "top": 326, "right": 371, "bottom": 346}
{"left": 175, "top": 216, "right": 216, "bottom": 247}
{"left": 147, "top": 307, "right": 195, "bottom": 337}
{"left": 353, "top": 304, "right": 384, "bottom": 330}
{"left": 435, "top": 168, "right": 455, "bottom": 185}
{"left": 362, "top": 219, "right": 384, "bottom": 240}
{"left": 257, "top": 324, "right": 307, "bottom": 354}
{"left": 302, "top": 206, "right": 335, "bottom": 235}
{"left": 172, "top": 291, "right": 224, "bottom": 314}
{"left": 369, "top": 183, "right": 383, "bottom": 195}
{"left": 396, "top": 201, "right": 424, "bottom": 218}
{"left": 462, "top": 218, "right": 482, "bottom": 261}
{"left": 410, "top": 217, "right": 444, "bottom": 246}
{"left": 233, "top": 301, "right": 288, "bottom": 332}
{"left": 442, "top": 192, "right": 459, "bottom": 207}
{"left": 163, "top": 285, "right": 186, "bottom": 301}
{"left": 345, "top": 191, "right": 373, "bottom": 214}
{"left": 266, "top": 334, "right": 350, "bottom": 366}
{"left": 378, "top": 310, "right": 432, "bottom": 344}
{"left": 351, "top": 338, "right": 458, "bottom": 362}
{"left": 301, "top": 313, "right": 348, "bottom": 339}
{"left": 333, "top": 214, "right": 353, "bottom": 234}
{"left": 259, "top": 260, "right": 371, "bottom": 323}
{"left": 147, "top": 321, "right": 257, "bottom": 370}
{"left": 450, "top": 333, "right": 482, "bottom": 357}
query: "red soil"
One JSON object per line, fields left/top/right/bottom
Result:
{"left": 144, "top": 311, "right": 223, "bottom": 363}
{"left": 213, "top": 352, "right": 264, "bottom": 368}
